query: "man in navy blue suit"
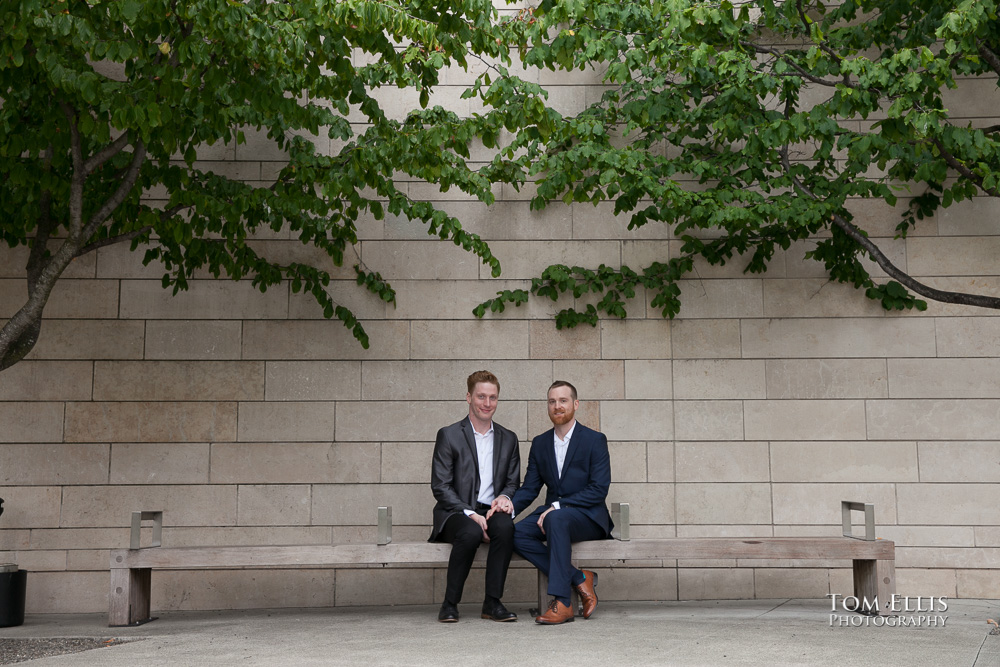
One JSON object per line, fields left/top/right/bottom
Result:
{"left": 501, "top": 380, "right": 613, "bottom": 625}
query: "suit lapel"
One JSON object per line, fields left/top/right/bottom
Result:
{"left": 542, "top": 428, "right": 559, "bottom": 487}
{"left": 492, "top": 425, "right": 503, "bottom": 484}
{"left": 461, "top": 418, "right": 480, "bottom": 483}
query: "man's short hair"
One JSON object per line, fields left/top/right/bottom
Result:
{"left": 467, "top": 370, "right": 500, "bottom": 394}
{"left": 548, "top": 380, "right": 578, "bottom": 400}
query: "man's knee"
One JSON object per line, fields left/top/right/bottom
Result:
{"left": 450, "top": 518, "right": 484, "bottom": 549}
{"left": 542, "top": 510, "right": 571, "bottom": 535}
{"left": 487, "top": 513, "right": 514, "bottom": 539}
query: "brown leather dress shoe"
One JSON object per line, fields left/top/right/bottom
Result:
{"left": 535, "top": 598, "right": 574, "bottom": 625}
{"left": 575, "top": 570, "right": 598, "bottom": 619}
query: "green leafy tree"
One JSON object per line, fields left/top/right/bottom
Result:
{"left": 476, "top": 0, "right": 1000, "bottom": 327}
{"left": 0, "top": 0, "right": 543, "bottom": 370}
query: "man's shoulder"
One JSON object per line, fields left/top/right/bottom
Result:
{"left": 574, "top": 422, "right": 606, "bottom": 442}
{"left": 531, "top": 428, "right": 554, "bottom": 445}
{"left": 438, "top": 417, "right": 470, "bottom": 437}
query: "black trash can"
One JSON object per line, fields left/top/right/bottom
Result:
{"left": 0, "top": 564, "right": 26, "bottom": 627}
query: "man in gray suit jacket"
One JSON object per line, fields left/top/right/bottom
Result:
{"left": 429, "top": 370, "right": 521, "bottom": 623}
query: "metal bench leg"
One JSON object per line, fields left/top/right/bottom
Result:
{"left": 852, "top": 558, "right": 895, "bottom": 615}
{"left": 109, "top": 567, "right": 153, "bottom": 626}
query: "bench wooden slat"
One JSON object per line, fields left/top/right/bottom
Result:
{"left": 112, "top": 536, "right": 891, "bottom": 571}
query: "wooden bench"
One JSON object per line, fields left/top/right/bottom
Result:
{"left": 109, "top": 501, "right": 895, "bottom": 626}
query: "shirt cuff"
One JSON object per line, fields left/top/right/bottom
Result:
{"left": 551, "top": 501, "right": 561, "bottom": 510}
{"left": 463, "top": 509, "right": 476, "bottom": 517}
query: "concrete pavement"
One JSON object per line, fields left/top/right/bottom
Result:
{"left": 2, "top": 598, "right": 999, "bottom": 666}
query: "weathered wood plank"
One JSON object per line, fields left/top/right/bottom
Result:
{"left": 111, "top": 537, "right": 892, "bottom": 570}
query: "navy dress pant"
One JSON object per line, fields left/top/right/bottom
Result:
{"left": 513, "top": 507, "right": 605, "bottom": 601}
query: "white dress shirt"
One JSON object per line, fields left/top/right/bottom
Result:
{"left": 464, "top": 423, "right": 494, "bottom": 516}
{"left": 550, "top": 420, "right": 577, "bottom": 510}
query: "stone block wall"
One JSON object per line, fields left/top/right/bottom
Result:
{"left": 2, "top": 44, "right": 999, "bottom": 613}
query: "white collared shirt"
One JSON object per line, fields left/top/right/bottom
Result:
{"left": 463, "top": 422, "right": 495, "bottom": 516}
{"left": 553, "top": 420, "right": 577, "bottom": 478}
{"left": 550, "top": 420, "right": 577, "bottom": 511}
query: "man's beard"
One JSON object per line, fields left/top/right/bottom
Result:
{"left": 550, "top": 411, "right": 574, "bottom": 425}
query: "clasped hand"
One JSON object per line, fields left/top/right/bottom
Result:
{"left": 485, "top": 495, "right": 512, "bottom": 520}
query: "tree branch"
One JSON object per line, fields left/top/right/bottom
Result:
{"left": 744, "top": 42, "right": 845, "bottom": 87}
{"left": 79, "top": 141, "right": 147, "bottom": 243}
{"left": 978, "top": 40, "right": 1000, "bottom": 77}
{"left": 83, "top": 131, "right": 131, "bottom": 175}
{"left": 61, "top": 103, "right": 86, "bottom": 241}
{"left": 930, "top": 136, "right": 1000, "bottom": 198}
{"left": 75, "top": 204, "right": 187, "bottom": 256}
{"left": 779, "top": 147, "right": 1000, "bottom": 310}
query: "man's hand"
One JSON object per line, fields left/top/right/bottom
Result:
{"left": 537, "top": 506, "right": 556, "bottom": 534}
{"left": 470, "top": 512, "right": 490, "bottom": 542}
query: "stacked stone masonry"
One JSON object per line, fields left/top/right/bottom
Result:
{"left": 2, "top": 28, "right": 1000, "bottom": 613}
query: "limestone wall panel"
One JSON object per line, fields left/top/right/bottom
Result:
{"left": 0, "top": 487, "right": 62, "bottom": 528}
{"left": 646, "top": 441, "right": 675, "bottom": 482}
{"left": 243, "top": 320, "right": 410, "bottom": 360}
{"left": 143, "top": 321, "right": 243, "bottom": 360}
{"left": 866, "top": 399, "right": 1000, "bottom": 440}
{"left": 411, "top": 321, "right": 528, "bottom": 359}
{"left": 120, "top": 280, "right": 288, "bottom": 319}
{"left": 211, "top": 442, "right": 380, "bottom": 484}
{"left": 771, "top": 484, "right": 897, "bottom": 525}
{"left": 623, "top": 360, "right": 672, "bottom": 399}
{"left": 154, "top": 569, "right": 335, "bottom": 610}
{"left": 60, "top": 485, "right": 238, "bottom": 527}
{"left": 888, "top": 358, "right": 1000, "bottom": 398}
{"left": 674, "top": 279, "right": 763, "bottom": 319}
{"left": 65, "top": 401, "right": 237, "bottom": 443}
{"left": 896, "top": 484, "right": 1000, "bottom": 525}
{"left": 907, "top": 236, "right": 1000, "bottom": 276}
{"left": 770, "top": 441, "right": 918, "bottom": 483}
{"left": 265, "top": 361, "right": 361, "bottom": 401}
{"left": 745, "top": 400, "right": 866, "bottom": 441}
{"left": 529, "top": 320, "right": 601, "bottom": 359}
{"left": 311, "top": 483, "right": 429, "bottom": 526}
{"left": 675, "top": 442, "right": 770, "bottom": 483}
{"left": 916, "top": 442, "right": 1000, "bottom": 482}
{"left": 678, "top": 568, "right": 754, "bottom": 600}
{"left": 0, "top": 402, "right": 64, "bottom": 442}
{"left": 669, "top": 319, "right": 741, "bottom": 359}
{"left": 26, "top": 320, "right": 145, "bottom": 361}
{"left": 361, "top": 241, "right": 481, "bottom": 280}
{"left": 0, "top": 443, "right": 109, "bottom": 485}
{"left": 675, "top": 483, "right": 772, "bottom": 524}
{"left": 673, "top": 360, "right": 765, "bottom": 400}
{"left": 109, "top": 443, "right": 210, "bottom": 484}
{"left": 0, "top": 361, "right": 93, "bottom": 401}
{"left": 673, "top": 400, "right": 744, "bottom": 441}
{"left": 608, "top": 441, "right": 648, "bottom": 482}
{"left": 601, "top": 400, "right": 673, "bottom": 441}
{"left": 94, "top": 361, "right": 264, "bottom": 401}
{"left": 238, "top": 402, "right": 336, "bottom": 442}
{"left": 237, "top": 484, "right": 312, "bottom": 526}
{"left": 741, "top": 318, "right": 936, "bottom": 358}
{"left": 601, "top": 319, "right": 672, "bottom": 359}
{"left": 763, "top": 278, "right": 889, "bottom": 318}
{"left": 605, "top": 482, "right": 675, "bottom": 525}
{"left": 361, "top": 360, "right": 551, "bottom": 401}
{"left": 765, "top": 359, "right": 888, "bottom": 399}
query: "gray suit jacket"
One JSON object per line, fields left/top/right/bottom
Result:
{"left": 428, "top": 416, "right": 520, "bottom": 541}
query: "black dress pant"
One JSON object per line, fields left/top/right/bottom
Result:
{"left": 439, "top": 508, "right": 514, "bottom": 605}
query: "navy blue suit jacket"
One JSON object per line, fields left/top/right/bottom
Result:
{"left": 511, "top": 422, "right": 613, "bottom": 536}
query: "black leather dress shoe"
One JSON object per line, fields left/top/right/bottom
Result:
{"left": 481, "top": 600, "right": 517, "bottom": 622}
{"left": 438, "top": 602, "right": 459, "bottom": 623}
